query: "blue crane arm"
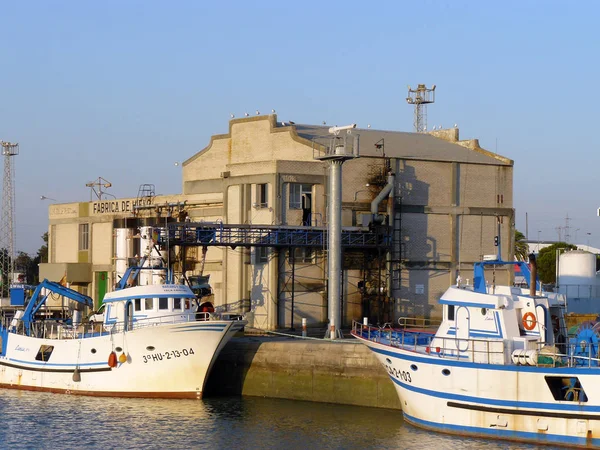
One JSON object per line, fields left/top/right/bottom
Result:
{"left": 473, "top": 260, "right": 540, "bottom": 294}
{"left": 21, "top": 279, "right": 94, "bottom": 334}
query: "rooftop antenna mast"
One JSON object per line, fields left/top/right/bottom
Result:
{"left": 1, "top": 141, "right": 19, "bottom": 298}
{"left": 86, "top": 177, "right": 115, "bottom": 201}
{"left": 406, "top": 84, "right": 436, "bottom": 132}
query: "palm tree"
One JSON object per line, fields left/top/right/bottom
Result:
{"left": 514, "top": 230, "right": 529, "bottom": 261}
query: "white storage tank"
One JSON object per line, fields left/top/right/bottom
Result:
{"left": 558, "top": 250, "right": 597, "bottom": 299}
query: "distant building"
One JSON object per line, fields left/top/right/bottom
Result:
{"left": 41, "top": 115, "right": 514, "bottom": 329}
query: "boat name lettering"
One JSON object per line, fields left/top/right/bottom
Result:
{"left": 93, "top": 198, "right": 153, "bottom": 215}
{"left": 14, "top": 345, "right": 29, "bottom": 352}
{"left": 142, "top": 347, "right": 195, "bottom": 363}
{"left": 385, "top": 364, "right": 411, "bottom": 383}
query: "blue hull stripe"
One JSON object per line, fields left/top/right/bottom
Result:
{"left": 390, "top": 373, "right": 600, "bottom": 414}
{"left": 403, "top": 411, "right": 600, "bottom": 447}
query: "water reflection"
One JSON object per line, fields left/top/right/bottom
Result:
{"left": 0, "top": 391, "right": 543, "bottom": 449}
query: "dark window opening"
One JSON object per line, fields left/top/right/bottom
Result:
{"left": 447, "top": 304, "right": 455, "bottom": 321}
{"left": 545, "top": 376, "right": 588, "bottom": 402}
{"left": 36, "top": 345, "right": 55, "bottom": 361}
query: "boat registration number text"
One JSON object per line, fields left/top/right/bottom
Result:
{"left": 143, "top": 348, "right": 195, "bottom": 363}
{"left": 384, "top": 364, "right": 412, "bottom": 383}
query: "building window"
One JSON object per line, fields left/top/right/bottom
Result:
{"left": 256, "top": 183, "right": 268, "bottom": 208}
{"left": 78, "top": 223, "right": 89, "bottom": 251}
{"left": 290, "top": 184, "right": 301, "bottom": 209}
{"left": 289, "top": 184, "right": 312, "bottom": 210}
{"left": 254, "top": 247, "right": 269, "bottom": 264}
{"left": 293, "top": 247, "right": 314, "bottom": 263}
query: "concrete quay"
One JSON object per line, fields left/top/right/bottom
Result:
{"left": 205, "top": 335, "right": 401, "bottom": 410}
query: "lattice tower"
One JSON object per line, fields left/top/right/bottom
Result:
{"left": 406, "top": 84, "right": 436, "bottom": 132}
{"left": 0, "top": 142, "right": 19, "bottom": 298}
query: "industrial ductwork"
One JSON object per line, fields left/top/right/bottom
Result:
{"left": 371, "top": 173, "right": 395, "bottom": 224}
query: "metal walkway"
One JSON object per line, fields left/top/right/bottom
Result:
{"left": 161, "top": 222, "right": 390, "bottom": 249}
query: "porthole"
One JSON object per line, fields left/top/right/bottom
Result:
{"left": 442, "top": 368, "right": 451, "bottom": 376}
{"left": 386, "top": 358, "right": 392, "bottom": 364}
{"left": 146, "top": 346, "right": 155, "bottom": 351}
{"left": 115, "top": 346, "right": 123, "bottom": 352}
{"left": 410, "top": 364, "right": 418, "bottom": 371}
{"left": 91, "top": 348, "right": 96, "bottom": 354}
{"left": 481, "top": 308, "right": 487, "bottom": 316}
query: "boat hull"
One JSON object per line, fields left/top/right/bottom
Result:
{"left": 0, "top": 321, "right": 236, "bottom": 399}
{"left": 355, "top": 334, "right": 600, "bottom": 449}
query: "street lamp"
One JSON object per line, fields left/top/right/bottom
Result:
{"left": 40, "top": 195, "right": 57, "bottom": 201}
{"left": 587, "top": 232, "right": 592, "bottom": 248}
{"left": 537, "top": 230, "right": 541, "bottom": 253}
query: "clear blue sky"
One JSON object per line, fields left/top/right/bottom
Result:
{"left": 1, "top": 0, "right": 599, "bottom": 254}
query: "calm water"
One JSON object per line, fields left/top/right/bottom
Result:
{"left": 0, "top": 390, "right": 549, "bottom": 449}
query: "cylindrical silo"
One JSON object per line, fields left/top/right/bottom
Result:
{"left": 558, "top": 250, "right": 597, "bottom": 299}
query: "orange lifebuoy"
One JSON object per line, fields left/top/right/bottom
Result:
{"left": 522, "top": 312, "right": 537, "bottom": 331}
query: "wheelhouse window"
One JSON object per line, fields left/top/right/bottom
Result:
{"left": 159, "top": 298, "right": 169, "bottom": 310}
{"left": 173, "top": 298, "right": 182, "bottom": 310}
{"left": 134, "top": 299, "right": 141, "bottom": 311}
{"left": 78, "top": 223, "right": 89, "bottom": 251}
{"left": 447, "top": 304, "right": 455, "bottom": 321}
{"left": 144, "top": 298, "right": 154, "bottom": 311}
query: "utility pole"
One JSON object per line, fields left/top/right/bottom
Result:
{"left": 0, "top": 141, "right": 19, "bottom": 298}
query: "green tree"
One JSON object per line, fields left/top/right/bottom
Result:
{"left": 28, "top": 232, "right": 49, "bottom": 285}
{"left": 36, "top": 232, "right": 48, "bottom": 264}
{"left": 514, "top": 230, "right": 529, "bottom": 262}
{"left": 14, "top": 251, "right": 34, "bottom": 284}
{"left": 537, "top": 242, "right": 577, "bottom": 284}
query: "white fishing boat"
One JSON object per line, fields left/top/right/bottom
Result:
{"left": 0, "top": 279, "right": 245, "bottom": 399}
{"left": 352, "top": 254, "right": 600, "bottom": 448}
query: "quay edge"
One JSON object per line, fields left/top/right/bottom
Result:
{"left": 205, "top": 336, "right": 401, "bottom": 410}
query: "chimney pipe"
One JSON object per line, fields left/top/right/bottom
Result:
{"left": 528, "top": 253, "right": 537, "bottom": 297}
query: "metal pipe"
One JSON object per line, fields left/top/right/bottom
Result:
{"left": 371, "top": 174, "right": 395, "bottom": 215}
{"left": 328, "top": 160, "right": 343, "bottom": 339}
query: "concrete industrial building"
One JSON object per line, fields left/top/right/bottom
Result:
{"left": 41, "top": 114, "right": 514, "bottom": 330}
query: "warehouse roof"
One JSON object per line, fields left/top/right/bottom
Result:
{"left": 291, "top": 124, "right": 512, "bottom": 166}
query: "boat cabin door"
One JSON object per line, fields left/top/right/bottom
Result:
{"left": 455, "top": 306, "right": 470, "bottom": 353}
{"left": 124, "top": 300, "right": 134, "bottom": 331}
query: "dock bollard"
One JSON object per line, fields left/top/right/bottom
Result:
{"left": 302, "top": 318, "right": 307, "bottom": 337}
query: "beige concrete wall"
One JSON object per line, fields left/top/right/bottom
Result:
{"left": 54, "top": 224, "right": 78, "bottom": 263}
{"left": 91, "top": 222, "right": 112, "bottom": 265}
{"left": 401, "top": 213, "right": 453, "bottom": 262}
{"left": 278, "top": 254, "right": 327, "bottom": 328}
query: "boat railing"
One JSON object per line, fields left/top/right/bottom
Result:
{"left": 1, "top": 311, "right": 241, "bottom": 340}
{"left": 397, "top": 316, "right": 442, "bottom": 330}
{"left": 352, "top": 320, "right": 600, "bottom": 369}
